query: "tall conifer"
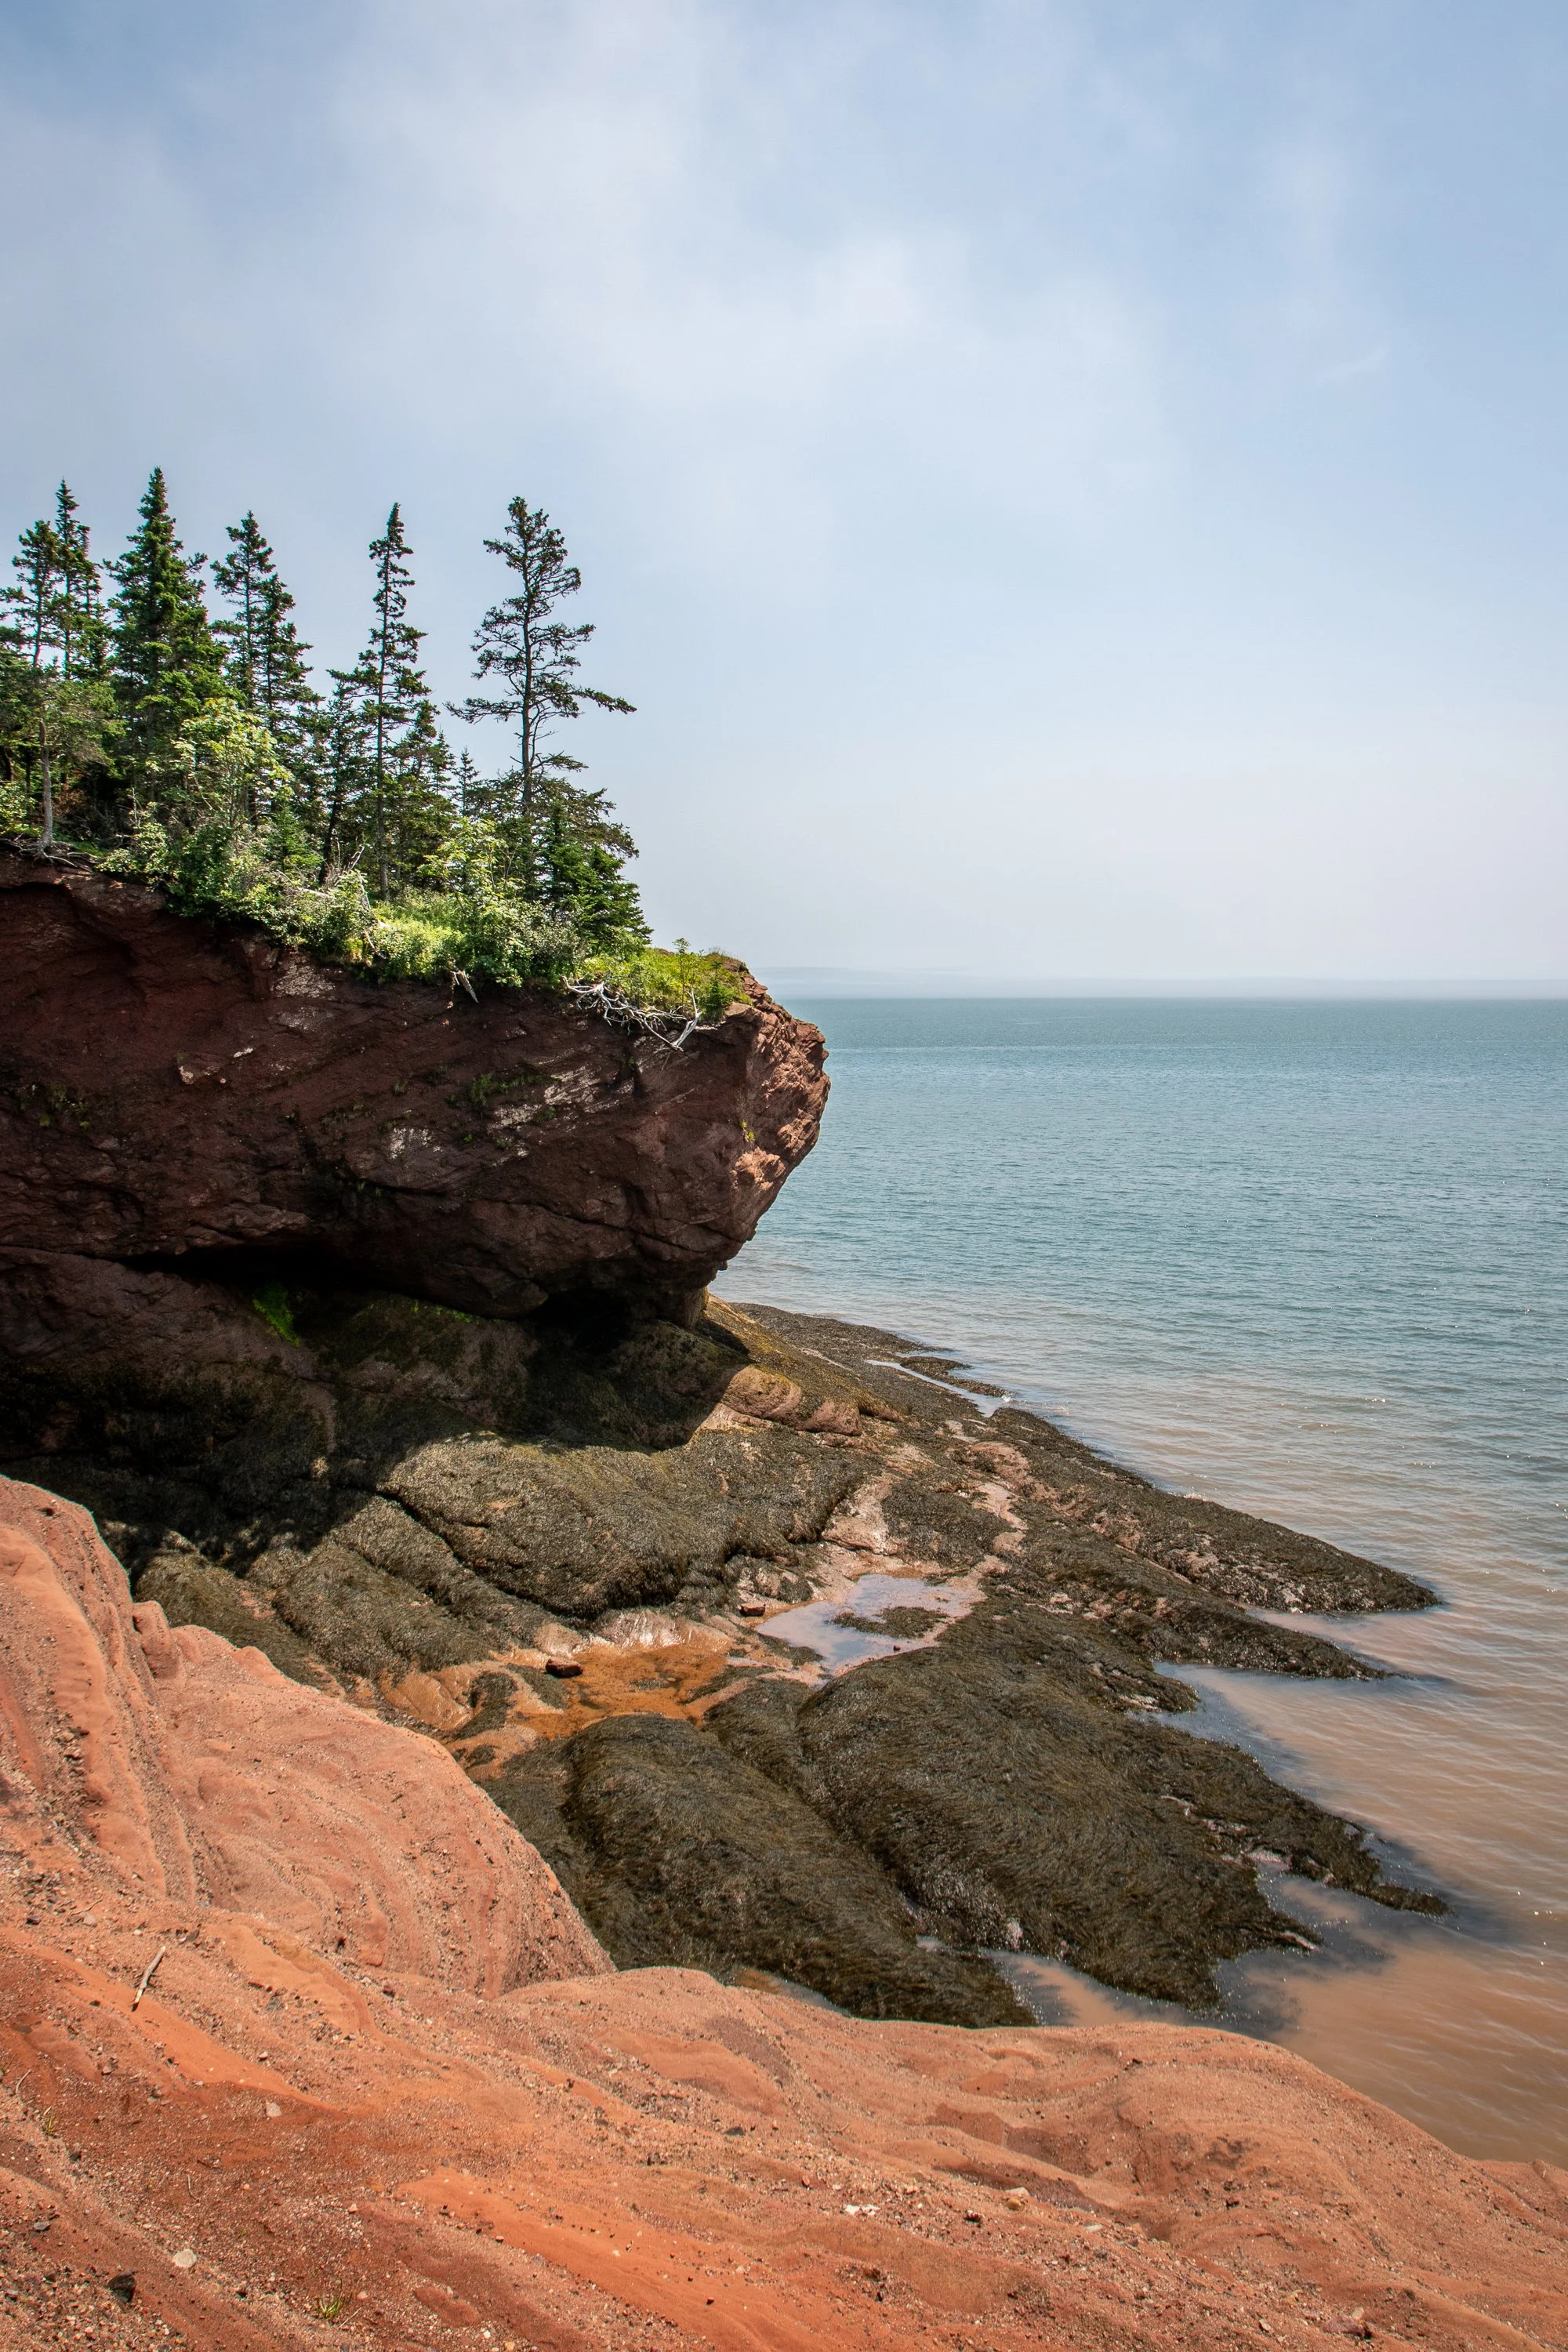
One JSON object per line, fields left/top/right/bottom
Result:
{"left": 2, "top": 494, "right": 114, "bottom": 846}
{"left": 385, "top": 696, "right": 458, "bottom": 884}
{"left": 109, "top": 469, "right": 224, "bottom": 795}
{"left": 5, "top": 519, "right": 60, "bottom": 668}
{"left": 258, "top": 571, "right": 316, "bottom": 746}
{"left": 450, "top": 496, "right": 638, "bottom": 916}
{"left": 53, "top": 483, "right": 104, "bottom": 677}
{"left": 352, "top": 503, "right": 428, "bottom": 893}
{"left": 451, "top": 495, "right": 633, "bottom": 819}
{"left": 212, "top": 512, "right": 273, "bottom": 709}
{"left": 212, "top": 511, "right": 318, "bottom": 775}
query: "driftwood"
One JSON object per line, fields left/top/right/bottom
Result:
{"left": 565, "top": 975, "right": 726, "bottom": 1051}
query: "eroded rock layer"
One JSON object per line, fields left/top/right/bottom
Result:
{"left": 0, "top": 1480, "right": 1563, "bottom": 2352}
{"left": 0, "top": 849, "right": 826, "bottom": 1323}
{"left": 0, "top": 1475, "right": 604, "bottom": 1989}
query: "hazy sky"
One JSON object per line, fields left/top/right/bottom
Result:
{"left": 3, "top": 0, "right": 1566, "bottom": 981}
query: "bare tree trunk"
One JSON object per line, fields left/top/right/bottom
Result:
{"left": 38, "top": 737, "right": 53, "bottom": 850}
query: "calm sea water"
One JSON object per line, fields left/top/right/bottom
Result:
{"left": 716, "top": 999, "right": 1568, "bottom": 2165}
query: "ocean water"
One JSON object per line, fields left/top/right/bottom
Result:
{"left": 715, "top": 998, "right": 1568, "bottom": 2165}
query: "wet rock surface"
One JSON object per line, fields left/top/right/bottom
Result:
{"left": 2, "top": 1244, "right": 1443, "bottom": 2024}
{"left": 492, "top": 1710, "right": 1026, "bottom": 2025}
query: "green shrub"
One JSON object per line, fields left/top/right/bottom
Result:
{"left": 85, "top": 822, "right": 747, "bottom": 1018}
{"left": 579, "top": 942, "right": 750, "bottom": 1020}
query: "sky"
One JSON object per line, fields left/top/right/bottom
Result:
{"left": 2, "top": 0, "right": 1566, "bottom": 985}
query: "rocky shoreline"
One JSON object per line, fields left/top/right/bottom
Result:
{"left": 2, "top": 1472, "right": 1560, "bottom": 2352}
{"left": 5, "top": 1267, "right": 1443, "bottom": 2025}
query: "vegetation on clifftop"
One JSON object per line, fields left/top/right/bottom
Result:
{"left": 0, "top": 472, "right": 746, "bottom": 1014}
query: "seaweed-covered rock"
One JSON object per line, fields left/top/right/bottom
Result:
{"left": 381, "top": 1425, "right": 861, "bottom": 1620}
{"left": 485, "top": 1711, "right": 1028, "bottom": 2027}
{"left": 710, "top": 1642, "right": 1430, "bottom": 2011}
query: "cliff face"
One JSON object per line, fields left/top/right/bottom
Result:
{"left": 0, "top": 851, "right": 826, "bottom": 1323}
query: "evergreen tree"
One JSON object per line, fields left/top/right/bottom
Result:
{"left": 450, "top": 495, "right": 634, "bottom": 824}
{"left": 31, "top": 673, "right": 119, "bottom": 847}
{"left": 212, "top": 511, "right": 317, "bottom": 757}
{"left": 539, "top": 797, "right": 648, "bottom": 946}
{"left": 259, "top": 568, "right": 317, "bottom": 750}
{"left": 352, "top": 503, "right": 428, "bottom": 894}
{"left": 212, "top": 511, "right": 273, "bottom": 709}
{"left": 52, "top": 482, "right": 105, "bottom": 678}
{"left": 0, "top": 635, "right": 34, "bottom": 826}
{"left": 313, "top": 671, "right": 369, "bottom": 882}
{"left": 0, "top": 510, "right": 62, "bottom": 826}
{"left": 4, "top": 517, "right": 60, "bottom": 667}
{"left": 0, "top": 495, "right": 114, "bottom": 844}
{"left": 385, "top": 696, "right": 459, "bottom": 885}
{"left": 449, "top": 496, "right": 642, "bottom": 937}
{"left": 109, "top": 469, "right": 225, "bottom": 799}
{"left": 454, "top": 747, "right": 481, "bottom": 817}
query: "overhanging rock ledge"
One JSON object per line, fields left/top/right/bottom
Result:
{"left": 0, "top": 848, "right": 827, "bottom": 1325}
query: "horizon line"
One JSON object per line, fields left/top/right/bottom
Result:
{"left": 753, "top": 968, "right": 1568, "bottom": 1000}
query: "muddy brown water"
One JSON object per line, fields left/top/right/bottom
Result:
{"left": 768, "top": 1504, "right": 1568, "bottom": 2168}
{"left": 721, "top": 995, "right": 1568, "bottom": 2165}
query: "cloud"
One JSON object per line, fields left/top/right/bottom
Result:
{"left": 303, "top": 0, "right": 1173, "bottom": 573}
{"left": 1, "top": 0, "right": 1564, "bottom": 978}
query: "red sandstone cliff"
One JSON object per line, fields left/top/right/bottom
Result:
{"left": 0, "top": 1475, "right": 604, "bottom": 1991}
{"left": 0, "top": 1478, "right": 1564, "bottom": 2350}
{"left": 0, "top": 851, "right": 827, "bottom": 1323}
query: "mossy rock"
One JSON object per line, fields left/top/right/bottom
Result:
{"left": 485, "top": 1711, "right": 1029, "bottom": 2027}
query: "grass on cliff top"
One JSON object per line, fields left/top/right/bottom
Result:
{"left": 353, "top": 892, "right": 748, "bottom": 1018}
{"left": 22, "top": 823, "right": 752, "bottom": 1017}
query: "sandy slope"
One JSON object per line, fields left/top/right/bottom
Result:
{"left": 0, "top": 1476, "right": 1563, "bottom": 2351}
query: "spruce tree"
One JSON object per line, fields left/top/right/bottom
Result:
{"left": 0, "top": 635, "right": 35, "bottom": 826}
{"left": 53, "top": 483, "right": 104, "bottom": 679}
{"left": 450, "top": 495, "right": 640, "bottom": 928}
{"left": 5, "top": 517, "right": 60, "bottom": 668}
{"left": 450, "top": 495, "right": 633, "bottom": 826}
{"left": 1, "top": 497, "right": 114, "bottom": 845}
{"left": 109, "top": 468, "right": 225, "bottom": 801}
{"left": 539, "top": 798, "right": 648, "bottom": 946}
{"left": 212, "top": 513, "right": 316, "bottom": 739}
{"left": 351, "top": 503, "right": 428, "bottom": 894}
{"left": 212, "top": 511, "right": 274, "bottom": 710}
{"left": 385, "top": 696, "right": 459, "bottom": 885}
{"left": 258, "top": 569, "right": 317, "bottom": 748}
{"left": 314, "top": 672, "right": 369, "bottom": 882}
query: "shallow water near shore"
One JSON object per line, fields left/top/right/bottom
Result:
{"left": 760, "top": 1567, "right": 982, "bottom": 1671}
{"left": 717, "top": 996, "right": 1568, "bottom": 2165}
